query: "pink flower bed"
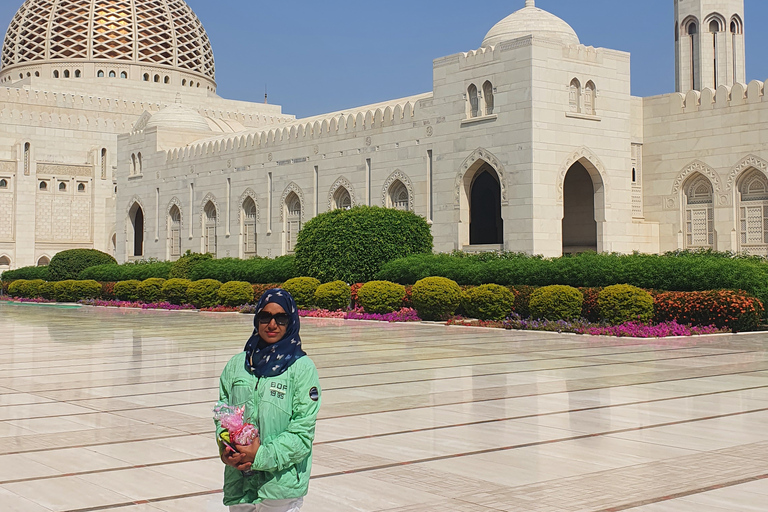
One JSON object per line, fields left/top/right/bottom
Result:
{"left": 579, "top": 321, "right": 723, "bottom": 338}
{"left": 299, "top": 307, "right": 420, "bottom": 323}
{"left": 80, "top": 299, "right": 195, "bottom": 311}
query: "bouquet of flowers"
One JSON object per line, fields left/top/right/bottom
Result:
{"left": 213, "top": 401, "right": 258, "bottom": 446}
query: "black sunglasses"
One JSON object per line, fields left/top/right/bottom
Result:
{"left": 256, "top": 311, "right": 290, "bottom": 326}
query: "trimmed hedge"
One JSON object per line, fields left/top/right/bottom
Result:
{"left": 598, "top": 284, "right": 654, "bottom": 325}
{"left": 282, "top": 277, "right": 321, "bottom": 309}
{"left": 314, "top": 281, "right": 351, "bottom": 311}
{"left": 8, "top": 279, "right": 46, "bottom": 298}
{"left": 654, "top": 290, "right": 764, "bottom": 332}
{"left": 1, "top": 265, "right": 50, "bottom": 283}
{"left": 169, "top": 252, "right": 214, "bottom": 280}
{"left": 161, "top": 279, "right": 192, "bottom": 305}
{"left": 295, "top": 206, "right": 433, "bottom": 283}
{"left": 218, "top": 281, "right": 254, "bottom": 307}
{"left": 39, "top": 281, "right": 56, "bottom": 300}
{"left": 48, "top": 249, "right": 116, "bottom": 281}
{"left": 376, "top": 251, "right": 768, "bottom": 313}
{"left": 138, "top": 278, "right": 166, "bottom": 303}
{"left": 54, "top": 280, "right": 101, "bottom": 302}
{"left": 462, "top": 284, "right": 516, "bottom": 321}
{"left": 188, "top": 256, "right": 299, "bottom": 284}
{"left": 358, "top": 280, "right": 406, "bottom": 314}
{"left": 186, "top": 279, "right": 223, "bottom": 308}
{"left": 114, "top": 280, "right": 142, "bottom": 301}
{"left": 411, "top": 277, "right": 462, "bottom": 321}
{"left": 529, "top": 285, "right": 584, "bottom": 321}
{"left": 80, "top": 261, "right": 172, "bottom": 281}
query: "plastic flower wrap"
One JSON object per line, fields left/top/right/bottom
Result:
{"left": 213, "top": 401, "right": 258, "bottom": 445}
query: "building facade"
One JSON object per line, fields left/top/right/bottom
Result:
{"left": 1, "top": 0, "right": 766, "bottom": 270}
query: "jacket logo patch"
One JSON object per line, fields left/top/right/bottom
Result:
{"left": 270, "top": 382, "right": 287, "bottom": 399}
{"left": 309, "top": 387, "right": 319, "bottom": 401}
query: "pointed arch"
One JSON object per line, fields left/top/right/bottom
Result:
{"left": 381, "top": 170, "right": 414, "bottom": 211}
{"left": 280, "top": 182, "right": 306, "bottom": 222}
{"left": 237, "top": 188, "right": 260, "bottom": 224}
{"left": 328, "top": 177, "right": 356, "bottom": 211}
{"left": 727, "top": 154, "right": 768, "bottom": 191}
{"left": 454, "top": 148, "right": 508, "bottom": 209}
{"left": 557, "top": 147, "right": 609, "bottom": 203}
{"left": 126, "top": 196, "right": 146, "bottom": 258}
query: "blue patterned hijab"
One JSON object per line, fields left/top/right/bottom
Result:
{"left": 244, "top": 288, "right": 306, "bottom": 377}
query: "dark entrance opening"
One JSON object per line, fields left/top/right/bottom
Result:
{"left": 562, "top": 161, "right": 597, "bottom": 253}
{"left": 470, "top": 168, "right": 503, "bottom": 245}
{"left": 132, "top": 207, "right": 144, "bottom": 257}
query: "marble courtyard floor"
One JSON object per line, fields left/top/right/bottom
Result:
{"left": 0, "top": 303, "right": 767, "bottom": 512}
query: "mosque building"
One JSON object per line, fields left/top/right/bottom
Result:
{"left": 0, "top": 0, "right": 765, "bottom": 270}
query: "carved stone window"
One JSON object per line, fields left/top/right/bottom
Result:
{"left": 468, "top": 84, "right": 479, "bottom": 118}
{"left": 0, "top": 179, "right": 7, "bottom": 189}
{"left": 483, "top": 81, "right": 494, "bottom": 116}
{"left": 285, "top": 193, "right": 302, "bottom": 254}
{"left": 738, "top": 171, "right": 768, "bottom": 255}
{"left": 569, "top": 79, "right": 581, "bottom": 113}
{"left": 242, "top": 197, "right": 258, "bottom": 258}
{"left": 684, "top": 176, "right": 714, "bottom": 248}
{"left": 203, "top": 201, "right": 217, "bottom": 255}
{"left": 584, "top": 81, "right": 596, "bottom": 115}
{"left": 169, "top": 205, "right": 182, "bottom": 258}
{"left": 333, "top": 187, "right": 352, "bottom": 210}
{"left": 388, "top": 181, "right": 410, "bottom": 211}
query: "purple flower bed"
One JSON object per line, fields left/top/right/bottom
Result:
{"left": 500, "top": 313, "right": 725, "bottom": 337}
{"left": 1, "top": 297, "right": 54, "bottom": 304}
{"left": 79, "top": 299, "right": 196, "bottom": 311}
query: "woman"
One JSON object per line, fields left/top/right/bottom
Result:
{"left": 216, "top": 288, "right": 321, "bottom": 512}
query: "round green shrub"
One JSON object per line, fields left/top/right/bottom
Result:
{"left": 358, "top": 280, "right": 406, "bottom": 314}
{"left": 169, "top": 252, "right": 214, "bottom": 279}
{"left": 411, "top": 277, "right": 462, "bottom": 321}
{"left": 38, "top": 281, "right": 56, "bottom": 300}
{"left": 48, "top": 249, "right": 117, "bottom": 281}
{"left": 529, "top": 285, "right": 584, "bottom": 321}
{"left": 114, "top": 280, "right": 142, "bottom": 301}
{"left": 218, "top": 281, "right": 254, "bottom": 307}
{"left": 54, "top": 280, "right": 101, "bottom": 302}
{"left": 314, "top": 281, "right": 351, "bottom": 311}
{"left": 295, "top": 206, "right": 433, "bottom": 283}
{"left": 186, "top": 279, "right": 223, "bottom": 308}
{"left": 138, "top": 278, "right": 167, "bottom": 303}
{"left": 282, "top": 277, "right": 321, "bottom": 309}
{"left": 462, "top": 284, "right": 516, "bottom": 321}
{"left": 161, "top": 278, "right": 192, "bottom": 305}
{"left": 598, "top": 284, "right": 654, "bottom": 325}
{"left": 9, "top": 279, "right": 46, "bottom": 298}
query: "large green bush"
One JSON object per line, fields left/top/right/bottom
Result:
{"left": 462, "top": 284, "right": 516, "bottom": 321}
{"left": 411, "top": 277, "right": 462, "bottom": 321}
{"left": 169, "top": 252, "right": 214, "bottom": 279}
{"left": 186, "top": 279, "right": 223, "bottom": 308}
{"left": 48, "top": 249, "right": 117, "bottom": 281}
{"left": 114, "top": 280, "right": 142, "bottom": 301}
{"left": 295, "top": 206, "right": 433, "bottom": 283}
{"left": 598, "top": 284, "right": 654, "bottom": 325}
{"left": 38, "top": 281, "right": 56, "bottom": 300}
{"left": 161, "top": 278, "right": 192, "bottom": 305}
{"left": 282, "top": 277, "right": 321, "bottom": 309}
{"left": 376, "top": 250, "right": 768, "bottom": 315}
{"left": 529, "top": 285, "right": 584, "bottom": 321}
{"left": 8, "top": 279, "right": 46, "bottom": 298}
{"left": 138, "top": 278, "right": 166, "bottom": 303}
{"left": 218, "top": 281, "right": 254, "bottom": 307}
{"left": 80, "top": 261, "right": 172, "bottom": 281}
{"left": 54, "top": 280, "right": 102, "bottom": 302}
{"left": 314, "top": 281, "right": 351, "bottom": 311}
{"left": 188, "top": 256, "right": 298, "bottom": 283}
{"left": 1, "top": 265, "right": 50, "bottom": 283}
{"left": 358, "top": 280, "right": 406, "bottom": 314}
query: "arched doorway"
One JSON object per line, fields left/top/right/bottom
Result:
{"left": 128, "top": 203, "right": 144, "bottom": 257}
{"left": 469, "top": 168, "right": 503, "bottom": 245}
{"left": 562, "top": 162, "right": 598, "bottom": 253}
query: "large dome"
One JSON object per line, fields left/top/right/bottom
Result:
{"left": 0, "top": 0, "right": 215, "bottom": 87}
{"left": 482, "top": 0, "right": 579, "bottom": 48}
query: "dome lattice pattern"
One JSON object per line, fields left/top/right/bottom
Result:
{"left": 1, "top": 0, "right": 215, "bottom": 79}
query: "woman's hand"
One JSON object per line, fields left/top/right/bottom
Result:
{"left": 235, "top": 436, "right": 261, "bottom": 465}
{"left": 221, "top": 447, "right": 252, "bottom": 471}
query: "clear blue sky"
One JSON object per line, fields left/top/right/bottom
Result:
{"left": 1, "top": 1, "right": 767, "bottom": 118}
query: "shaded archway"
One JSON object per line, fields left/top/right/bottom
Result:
{"left": 128, "top": 203, "right": 144, "bottom": 257}
{"left": 470, "top": 168, "right": 503, "bottom": 245}
{"left": 562, "top": 162, "right": 598, "bottom": 253}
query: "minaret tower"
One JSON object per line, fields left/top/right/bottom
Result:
{"left": 674, "top": 0, "right": 745, "bottom": 92}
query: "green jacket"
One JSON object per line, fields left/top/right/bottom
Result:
{"left": 216, "top": 352, "right": 321, "bottom": 506}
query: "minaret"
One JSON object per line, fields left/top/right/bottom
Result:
{"left": 674, "top": 0, "right": 745, "bottom": 93}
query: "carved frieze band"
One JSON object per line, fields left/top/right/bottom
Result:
{"left": 37, "top": 163, "right": 93, "bottom": 177}
{"left": 454, "top": 148, "right": 508, "bottom": 209}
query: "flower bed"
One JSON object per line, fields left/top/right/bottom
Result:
{"left": 80, "top": 299, "right": 195, "bottom": 310}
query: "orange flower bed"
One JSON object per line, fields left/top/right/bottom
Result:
{"left": 654, "top": 290, "right": 764, "bottom": 332}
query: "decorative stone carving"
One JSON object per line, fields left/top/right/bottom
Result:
{"left": 381, "top": 170, "right": 415, "bottom": 211}
{"left": 454, "top": 148, "right": 508, "bottom": 209}
{"left": 0, "top": 161, "right": 15, "bottom": 174}
{"left": 126, "top": 195, "right": 145, "bottom": 215}
{"left": 37, "top": 163, "right": 93, "bottom": 177}
{"left": 132, "top": 111, "right": 152, "bottom": 132}
{"left": 200, "top": 193, "right": 220, "bottom": 226}
{"left": 671, "top": 160, "right": 722, "bottom": 195}
{"left": 237, "top": 188, "right": 260, "bottom": 224}
{"left": 726, "top": 154, "right": 768, "bottom": 191}
{"left": 280, "top": 182, "right": 305, "bottom": 222}
{"left": 166, "top": 196, "right": 183, "bottom": 229}
{"left": 557, "top": 147, "right": 609, "bottom": 202}
{"left": 328, "top": 177, "right": 356, "bottom": 211}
